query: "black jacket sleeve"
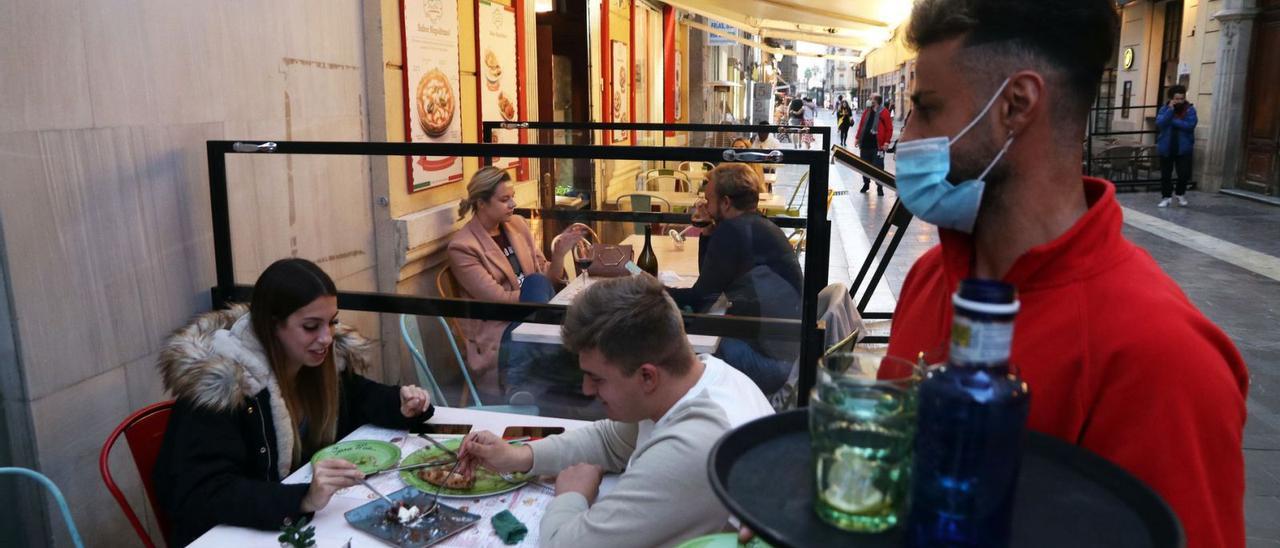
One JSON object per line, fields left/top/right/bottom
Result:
{"left": 669, "top": 222, "right": 752, "bottom": 311}
{"left": 339, "top": 370, "right": 435, "bottom": 434}
{"left": 159, "top": 401, "right": 310, "bottom": 544}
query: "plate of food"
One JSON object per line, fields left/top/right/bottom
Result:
{"left": 400, "top": 438, "right": 529, "bottom": 497}
{"left": 344, "top": 486, "right": 480, "bottom": 547}
{"left": 311, "top": 440, "right": 401, "bottom": 475}
{"left": 483, "top": 49, "right": 502, "bottom": 91}
{"left": 416, "top": 69, "right": 455, "bottom": 137}
{"left": 497, "top": 91, "right": 517, "bottom": 121}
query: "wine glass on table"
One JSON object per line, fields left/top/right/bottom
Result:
{"left": 573, "top": 240, "right": 594, "bottom": 286}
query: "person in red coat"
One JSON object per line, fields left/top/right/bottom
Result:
{"left": 887, "top": 1, "right": 1249, "bottom": 547}
{"left": 854, "top": 93, "right": 893, "bottom": 195}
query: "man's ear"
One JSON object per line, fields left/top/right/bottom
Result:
{"left": 1001, "top": 71, "right": 1046, "bottom": 136}
{"left": 638, "top": 364, "right": 661, "bottom": 393}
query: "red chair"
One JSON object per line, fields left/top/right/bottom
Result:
{"left": 100, "top": 401, "right": 175, "bottom": 548}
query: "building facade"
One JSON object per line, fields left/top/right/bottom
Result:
{"left": 857, "top": 0, "right": 1277, "bottom": 196}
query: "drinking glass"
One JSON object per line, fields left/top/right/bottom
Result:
{"left": 810, "top": 353, "right": 921, "bottom": 533}
{"left": 573, "top": 240, "right": 593, "bottom": 285}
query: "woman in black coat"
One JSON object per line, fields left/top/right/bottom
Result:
{"left": 152, "top": 258, "right": 434, "bottom": 546}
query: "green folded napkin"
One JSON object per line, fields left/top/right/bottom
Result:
{"left": 491, "top": 510, "right": 528, "bottom": 545}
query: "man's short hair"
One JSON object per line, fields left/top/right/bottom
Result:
{"left": 870, "top": 93, "right": 882, "bottom": 105}
{"left": 1168, "top": 85, "right": 1188, "bottom": 99}
{"left": 906, "top": 0, "right": 1119, "bottom": 126}
{"left": 562, "top": 275, "right": 695, "bottom": 376}
{"left": 756, "top": 120, "right": 771, "bottom": 140}
{"left": 708, "top": 164, "right": 763, "bottom": 211}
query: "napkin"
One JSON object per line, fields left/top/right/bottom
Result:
{"left": 490, "top": 510, "right": 528, "bottom": 545}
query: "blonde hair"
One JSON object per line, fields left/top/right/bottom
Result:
{"left": 458, "top": 166, "right": 512, "bottom": 220}
{"left": 708, "top": 163, "right": 763, "bottom": 211}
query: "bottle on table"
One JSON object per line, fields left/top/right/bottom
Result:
{"left": 637, "top": 226, "right": 659, "bottom": 277}
{"left": 908, "top": 279, "right": 1031, "bottom": 547}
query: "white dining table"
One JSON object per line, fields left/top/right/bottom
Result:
{"left": 509, "top": 236, "right": 725, "bottom": 353}
{"left": 189, "top": 407, "right": 612, "bottom": 548}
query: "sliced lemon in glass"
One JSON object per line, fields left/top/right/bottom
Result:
{"left": 822, "top": 446, "right": 885, "bottom": 514}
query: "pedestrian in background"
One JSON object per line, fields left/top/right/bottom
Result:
{"left": 1156, "top": 85, "right": 1197, "bottom": 208}
{"left": 855, "top": 93, "right": 892, "bottom": 195}
{"left": 836, "top": 96, "right": 853, "bottom": 147}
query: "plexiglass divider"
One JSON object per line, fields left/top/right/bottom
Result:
{"left": 209, "top": 134, "right": 830, "bottom": 416}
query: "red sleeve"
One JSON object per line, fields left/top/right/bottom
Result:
{"left": 854, "top": 111, "right": 866, "bottom": 143}
{"left": 880, "top": 110, "right": 894, "bottom": 149}
{"left": 1079, "top": 316, "right": 1247, "bottom": 548}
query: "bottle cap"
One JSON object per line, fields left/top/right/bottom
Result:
{"left": 953, "top": 279, "right": 1019, "bottom": 316}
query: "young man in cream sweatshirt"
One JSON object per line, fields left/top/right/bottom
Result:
{"left": 458, "top": 274, "right": 774, "bottom": 547}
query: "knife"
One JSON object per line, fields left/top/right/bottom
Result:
{"left": 377, "top": 459, "right": 457, "bottom": 475}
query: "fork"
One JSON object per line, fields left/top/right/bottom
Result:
{"left": 423, "top": 457, "right": 464, "bottom": 517}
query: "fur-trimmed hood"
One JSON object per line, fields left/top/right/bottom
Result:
{"left": 157, "top": 304, "right": 374, "bottom": 476}
{"left": 158, "top": 304, "right": 372, "bottom": 410}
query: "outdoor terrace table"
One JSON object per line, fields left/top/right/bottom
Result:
{"left": 189, "top": 407, "right": 610, "bottom": 548}
{"left": 509, "top": 236, "right": 725, "bottom": 353}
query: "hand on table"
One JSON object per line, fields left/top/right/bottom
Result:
{"left": 399, "top": 385, "right": 432, "bottom": 418}
{"left": 458, "top": 430, "right": 534, "bottom": 476}
{"left": 301, "top": 459, "right": 363, "bottom": 513}
{"left": 554, "top": 463, "right": 604, "bottom": 503}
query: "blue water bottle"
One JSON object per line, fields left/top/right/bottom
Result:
{"left": 908, "top": 279, "right": 1030, "bottom": 547}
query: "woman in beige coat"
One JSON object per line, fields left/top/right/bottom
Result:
{"left": 447, "top": 166, "right": 586, "bottom": 396}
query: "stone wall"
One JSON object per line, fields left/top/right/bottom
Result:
{"left": 0, "top": 1, "right": 378, "bottom": 545}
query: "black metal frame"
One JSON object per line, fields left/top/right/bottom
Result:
{"left": 1085, "top": 104, "right": 1193, "bottom": 192}
{"left": 207, "top": 136, "right": 830, "bottom": 406}
{"left": 831, "top": 145, "right": 912, "bottom": 345}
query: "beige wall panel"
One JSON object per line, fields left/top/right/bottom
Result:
{"left": 80, "top": 0, "right": 162, "bottom": 127}
{"left": 1, "top": 128, "right": 194, "bottom": 399}
{"left": 31, "top": 367, "right": 138, "bottom": 547}
{"left": 0, "top": 0, "right": 93, "bottom": 133}
{"left": 124, "top": 351, "right": 166, "bottom": 415}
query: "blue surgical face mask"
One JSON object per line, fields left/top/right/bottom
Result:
{"left": 894, "top": 78, "right": 1014, "bottom": 233}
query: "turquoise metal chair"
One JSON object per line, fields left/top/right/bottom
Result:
{"left": 399, "top": 314, "right": 538, "bottom": 415}
{"left": 1, "top": 467, "right": 84, "bottom": 548}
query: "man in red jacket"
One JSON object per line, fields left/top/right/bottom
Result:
{"left": 854, "top": 93, "right": 893, "bottom": 195}
{"left": 887, "top": 1, "right": 1249, "bottom": 547}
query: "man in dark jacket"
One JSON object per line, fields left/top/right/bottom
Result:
{"left": 667, "top": 164, "right": 802, "bottom": 395}
{"left": 855, "top": 93, "right": 893, "bottom": 194}
{"left": 1155, "top": 84, "right": 1198, "bottom": 207}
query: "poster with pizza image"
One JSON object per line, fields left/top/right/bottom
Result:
{"left": 611, "top": 40, "right": 629, "bottom": 143}
{"left": 477, "top": 0, "right": 522, "bottom": 172}
{"left": 403, "top": 0, "right": 464, "bottom": 192}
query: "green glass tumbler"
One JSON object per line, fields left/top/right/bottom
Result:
{"left": 810, "top": 353, "right": 920, "bottom": 533}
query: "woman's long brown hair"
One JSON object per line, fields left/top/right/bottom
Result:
{"left": 249, "top": 258, "right": 341, "bottom": 467}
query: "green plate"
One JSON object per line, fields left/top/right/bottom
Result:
{"left": 399, "top": 438, "right": 528, "bottom": 498}
{"left": 675, "top": 534, "right": 773, "bottom": 548}
{"left": 311, "top": 440, "right": 400, "bottom": 475}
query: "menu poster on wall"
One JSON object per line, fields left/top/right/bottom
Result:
{"left": 611, "top": 40, "right": 629, "bottom": 143}
{"left": 402, "top": 0, "right": 464, "bottom": 192}
{"left": 477, "top": 0, "right": 522, "bottom": 172}
{"left": 674, "top": 51, "right": 683, "bottom": 121}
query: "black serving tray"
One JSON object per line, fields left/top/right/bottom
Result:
{"left": 708, "top": 410, "right": 1184, "bottom": 548}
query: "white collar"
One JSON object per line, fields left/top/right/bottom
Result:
{"left": 652, "top": 356, "right": 717, "bottom": 429}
